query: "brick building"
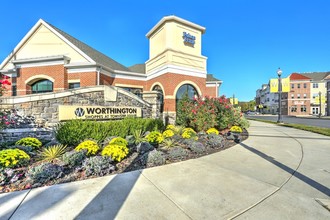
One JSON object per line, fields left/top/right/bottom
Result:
{"left": 282, "top": 73, "right": 311, "bottom": 116}
{"left": 0, "top": 16, "right": 222, "bottom": 117}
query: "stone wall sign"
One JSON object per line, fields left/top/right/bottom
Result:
{"left": 59, "top": 105, "right": 142, "bottom": 121}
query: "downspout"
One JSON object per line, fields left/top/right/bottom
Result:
{"left": 216, "top": 82, "right": 218, "bottom": 97}
{"left": 97, "top": 66, "right": 102, "bottom": 85}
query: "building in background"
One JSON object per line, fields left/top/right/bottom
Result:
{"left": 0, "top": 16, "right": 222, "bottom": 119}
{"left": 283, "top": 73, "right": 311, "bottom": 116}
{"left": 300, "top": 72, "right": 329, "bottom": 116}
{"left": 255, "top": 84, "right": 278, "bottom": 114}
{"left": 256, "top": 72, "right": 330, "bottom": 116}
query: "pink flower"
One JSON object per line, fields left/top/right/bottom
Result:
{"left": 0, "top": 79, "right": 11, "bottom": 85}
{"left": 5, "top": 121, "right": 10, "bottom": 125}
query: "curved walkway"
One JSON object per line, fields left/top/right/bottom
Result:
{"left": 1, "top": 121, "right": 330, "bottom": 219}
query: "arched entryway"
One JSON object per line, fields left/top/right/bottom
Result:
{"left": 31, "top": 79, "right": 53, "bottom": 94}
{"left": 175, "top": 83, "right": 198, "bottom": 105}
{"left": 152, "top": 84, "right": 164, "bottom": 113}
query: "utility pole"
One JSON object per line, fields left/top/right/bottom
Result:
{"left": 319, "top": 91, "right": 322, "bottom": 118}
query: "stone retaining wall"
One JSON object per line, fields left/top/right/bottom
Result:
{"left": 0, "top": 85, "right": 161, "bottom": 143}
{"left": 0, "top": 128, "right": 54, "bottom": 143}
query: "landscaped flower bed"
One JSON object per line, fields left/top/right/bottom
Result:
{"left": 0, "top": 122, "right": 248, "bottom": 194}
{"left": 1, "top": 91, "right": 250, "bottom": 193}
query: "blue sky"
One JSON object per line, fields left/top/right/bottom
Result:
{"left": 1, "top": 0, "right": 330, "bottom": 101}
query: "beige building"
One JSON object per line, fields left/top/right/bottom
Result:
{"left": 301, "top": 72, "right": 329, "bottom": 116}
{"left": 0, "top": 16, "right": 222, "bottom": 121}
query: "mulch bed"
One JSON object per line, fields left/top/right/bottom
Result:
{"left": 0, "top": 130, "right": 248, "bottom": 194}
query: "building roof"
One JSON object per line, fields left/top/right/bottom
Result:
{"left": 300, "top": 72, "right": 330, "bottom": 81}
{"left": 128, "top": 64, "right": 146, "bottom": 74}
{"left": 46, "top": 22, "right": 131, "bottom": 72}
{"left": 206, "top": 74, "right": 222, "bottom": 82}
{"left": 289, "top": 73, "right": 311, "bottom": 81}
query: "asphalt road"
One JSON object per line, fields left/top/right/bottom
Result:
{"left": 246, "top": 115, "right": 330, "bottom": 128}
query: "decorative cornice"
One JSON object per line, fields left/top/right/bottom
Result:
{"left": 146, "top": 15, "right": 206, "bottom": 38}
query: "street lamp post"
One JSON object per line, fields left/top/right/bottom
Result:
{"left": 277, "top": 68, "right": 283, "bottom": 123}
{"left": 319, "top": 91, "right": 322, "bottom": 118}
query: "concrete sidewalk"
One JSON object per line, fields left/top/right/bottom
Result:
{"left": 1, "top": 121, "right": 330, "bottom": 219}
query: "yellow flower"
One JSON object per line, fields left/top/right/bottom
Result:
{"left": 162, "top": 130, "right": 174, "bottom": 138}
{"left": 102, "top": 144, "right": 129, "bottom": 162}
{"left": 230, "top": 126, "right": 243, "bottom": 133}
{"left": 206, "top": 128, "right": 219, "bottom": 135}
{"left": 75, "top": 140, "right": 99, "bottom": 156}
{"left": 182, "top": 128, "right": 197, "bottom": 140}
{"left": 166, "top": 124, "right": 176, "bottom": 131}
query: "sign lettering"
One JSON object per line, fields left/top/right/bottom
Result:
{"left": 183, "top": 32, "right": 196, "bottom": 46}
{"left": 59, "top": 105, "right": 142, "bottom": 121}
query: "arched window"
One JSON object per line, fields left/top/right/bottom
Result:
{"left": 176, "top": 84, "right": 198, "bottom": 102}
{"left": 31, "top": 79, "right": 53, "bottom": 94}
{"left": 152, "top": 85, "right": 164, "bottom": 113}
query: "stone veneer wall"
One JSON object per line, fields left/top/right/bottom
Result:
{"left": 0, "top": 86, "right": 159, "bottom": 143}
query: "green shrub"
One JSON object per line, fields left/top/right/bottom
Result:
{"left": 62, "top": 150, "right": 86, "bottom": 168}
{"left": 8, "top": 145, "right": 34, "bottom": 155}
{"left": 109, "top": 137, "right": 128, "bottom": 146}
{"left": 55, "top": 118, "right": 164, "bottom": 146}
{"left": 126, "top": 117, "right": 164, "bottom": 135}
{"left": 0, "top": 149, "right": 30, "bottom": 168}
{"left": 146, "top": 131, "right": 164, "bottom": 145}
{"left": 102, "top": 144, "right": 129, "bottom": 162}
{"left": 176, "top": 95, "right": 250, "bottom": 131}
{"left": 27, "top": 162, "right": 63, "bottom": 184}
{"left": 176, "top": 93, "right": 193, "bottom": 127}
{"left": 161, "top": 138, "right": 177, "bottom": 149}
{"left": 15, "top": 137, "right": 42, "bottom": 149}
{"left": 39, "top": 144, "right": 67, "bottom": 162}
{"left": 82, "top": 156, "right": 115, "bottom": 177}
{"left": 132, "top": 129, "right": 145, "bottom": 144}
{"left": 207, "top": 134, "right": 224, "bottom": 148}
{"left": 189, "top": 142, "right": 206, "bottom": 154}
{"left": 0, "top": 141, "right": 17, "bottom": 150}
{"left": 75, "top": 140, "right": 99, "bottom": 156}
{"left": 167, "top": 147, "right": 188, "bottom": 160}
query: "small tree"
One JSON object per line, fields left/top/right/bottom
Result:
{"left": 0, "top": 74, "right": 11, "bottom": 97}
{"left": 175, "top": 94, "right": 249, "bottom": 132}
{"left": 176, "top": 92, "right": 193, "bottom": 127}
{"left": 0, "top": 73, "right": 11, "bottom": 130}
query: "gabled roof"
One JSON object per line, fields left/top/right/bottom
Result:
{"left": 206, "top": 74, "right": 222, "bottom": 82}
{"left": 300, "top": 72, "right": 330, "bottom": 81}
{"left": 128, "top": 64, "right": 146, "bottom": 74}
{"left": 45, "top": 21, "right": 131, "bottom": 72}
{"left": 0, "top": 19, "right": 131, "bottom": 72}
{"left": 289, "top": 73, "right": 311, "bottom": 81}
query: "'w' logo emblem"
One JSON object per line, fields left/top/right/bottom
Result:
{"left": 75, "top": 108, "right": 85, "bottom": 117}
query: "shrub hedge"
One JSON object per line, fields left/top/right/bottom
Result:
{"left": 55, "top": 117, "right": 164, "bottom": 146}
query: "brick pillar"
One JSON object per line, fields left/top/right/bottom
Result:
{"left": 142, "top": 91, "right": 161, "bottom": 119}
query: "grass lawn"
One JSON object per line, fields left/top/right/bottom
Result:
{"left": 248, "top": 118, "right": 330, "bottom": 137}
